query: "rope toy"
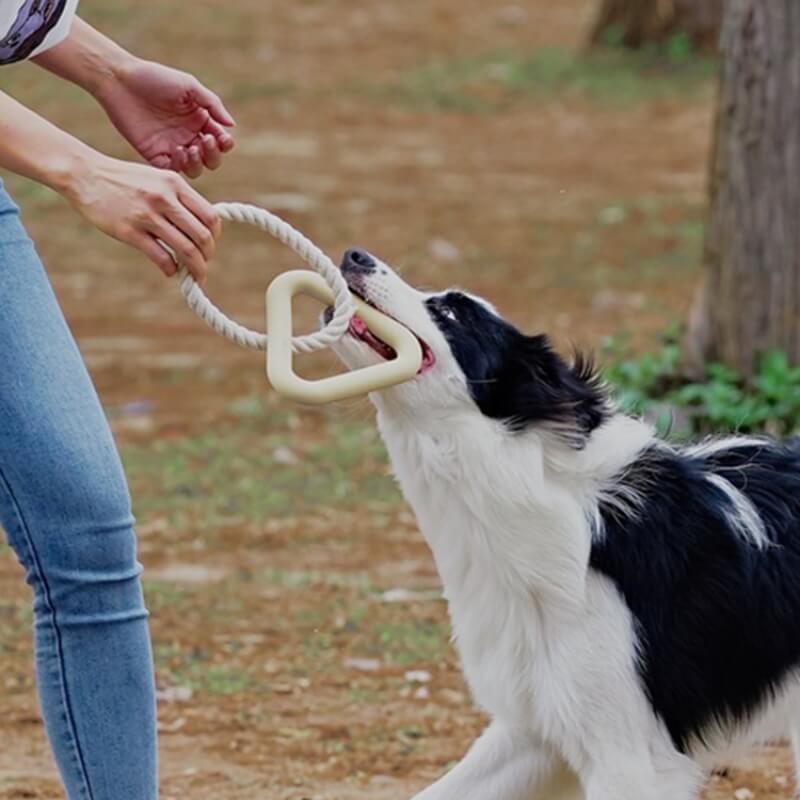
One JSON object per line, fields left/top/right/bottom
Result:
{"left": 177, "top": 201, "right": 355, "bottom": 353}
{"left": 176, "top": 201, "right": 423, "bottom": 404}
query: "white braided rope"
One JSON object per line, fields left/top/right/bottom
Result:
{"left": 178, "top": 201, "right": 355, "bottom": 353}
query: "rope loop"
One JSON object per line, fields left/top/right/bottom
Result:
{"left": 178, "top": 202, "right": 355, "bottom": 353}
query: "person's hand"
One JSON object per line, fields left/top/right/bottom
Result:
{"left": 65, "top": 153, "right": 221, "bottom": 285}
{"left": 95, "top": 58, "right": 235, "bottom": 179}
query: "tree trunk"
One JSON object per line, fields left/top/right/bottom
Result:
{"left": 685, "top": 0, "right": 800, "bottom": 379}
{"left": 589, "top": 0, "right": 723, "bottom": 52}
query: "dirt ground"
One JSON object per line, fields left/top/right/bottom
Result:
{"left": 0, "top": 0, "right": 794, "bottom": 798}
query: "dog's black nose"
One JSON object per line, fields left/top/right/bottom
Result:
{"left": 341, "top": 248, "right": 376, "bottom": 274}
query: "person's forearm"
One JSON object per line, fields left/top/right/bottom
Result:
{"left": 31, "top": 18, "right": 138, "bottom": 97}
{"left": 0, "top": 90, "right": 97, "bottom": 198}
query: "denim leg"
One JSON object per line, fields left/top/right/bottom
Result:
{"left": 0, "top": 186, "right": 158, "bottom": 800}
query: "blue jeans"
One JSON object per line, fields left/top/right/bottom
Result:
{"left": 0, "top": 180, "right": 158, "bottom": 800}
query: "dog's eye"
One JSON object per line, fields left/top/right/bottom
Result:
{"left": 441, "top": 307, "right": 457, "bottom": 322}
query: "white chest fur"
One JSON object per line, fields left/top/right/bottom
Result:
{"left": 374, "top": 411, "right": 665, "bottom": 756}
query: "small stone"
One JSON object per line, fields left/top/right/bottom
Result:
{"left": 440, "top": 688, "right": 466, "bottom": 705}
{"left": 414, "top": 686, "right": 430, "bottom": 700}
{"left": 404, "top": 670, "right": 432, "bottom": 684}
{"left": 734, "top": 789, "right": 754, "bottom": 800}
{"left": 381, "top": 588, "right": 416, "bottom": 603}
{"left": 158, "top": 717, "right": 187, "bottom": 733}
{"left": 156, "top": 685, "right": 193, "bottom": 703}
{"left": 344, "top": 657, "right": 381, "bottom": 672}
{"left": 272, "top": 446, "right": 300, "bottom": 466}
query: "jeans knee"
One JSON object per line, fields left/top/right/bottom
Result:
{"left": 4, "top": 464, "right": 146, "bottom": 627}
{"left": 45, "top": 496, "right": 146, "bottom": 626}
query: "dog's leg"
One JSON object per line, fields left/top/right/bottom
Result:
{"left": 410, "top": 720, "right": 581, "bottom": 800}
{"left": 581, "top": 754, "right": 700, "bottom": 800}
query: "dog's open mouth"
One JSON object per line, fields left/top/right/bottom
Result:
{"left": 326, "top": 301, "right": 436, "bottom": 374}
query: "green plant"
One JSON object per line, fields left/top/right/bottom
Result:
{"left": 603, "top": 330, "right": 800, "bottom": 437}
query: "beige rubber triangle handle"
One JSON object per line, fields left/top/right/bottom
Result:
{"left": 266, "top": 270, "right": 423, "bottom": 404}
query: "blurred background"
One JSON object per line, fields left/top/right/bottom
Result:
{"left": 1, "top": 1, "right": 797, "bottom": 798}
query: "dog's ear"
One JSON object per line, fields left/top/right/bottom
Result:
{"left": 472, "top": 334, "right": 607, "bottom": 444}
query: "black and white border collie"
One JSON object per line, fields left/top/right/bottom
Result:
{"left": 326, "top": 248, "right": 800, "bottom": 800}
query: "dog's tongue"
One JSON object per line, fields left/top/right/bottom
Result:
{"left": 350, "top": 317, "right": 368, "bottom": 335}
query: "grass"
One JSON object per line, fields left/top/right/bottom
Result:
{"left": 582, "top": 196, "right": 705, "bottom": 289}
{"left": 385, "top": 46, "right": 717, "bottom": 113}
{"left": 367, "top": 620, "right": 450, "bottom": 666}
{"left": 121, "top": 410, "right": 401, "bottom": 532}
{"left": 154, "top": 641, "right": 258, "bottom": 695}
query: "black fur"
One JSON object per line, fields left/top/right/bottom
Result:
{"left": 425, "top": 291, "right": 607, "bottom": 442}
{"left": 591, "top": 440, "right": 800, "bottom": 753}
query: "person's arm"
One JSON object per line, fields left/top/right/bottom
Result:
{"left": 31, "top": 17, "right": 131, "bottom": 95}
{"left": 0, "top": 90, "right": 219, "bottom": 284}
{"left": 32, "top": 18, "right": 235, "bottom": 178}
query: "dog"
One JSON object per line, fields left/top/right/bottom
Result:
{"left": 325, "top": 247, "right": 800, "bottom": 800}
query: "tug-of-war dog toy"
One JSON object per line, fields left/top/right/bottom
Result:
{"left": 176, "top": 201, "right": 422, "bottom": 403}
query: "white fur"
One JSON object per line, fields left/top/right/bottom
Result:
{"left": 329, "top": 259, "right": 796, "bottom": 800}
{"left": 704, "top": 472, "right": 770, "bottom": 548}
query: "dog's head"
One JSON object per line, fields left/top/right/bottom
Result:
{"left": 326, "top": 248, "right": 607, "bottom": 444}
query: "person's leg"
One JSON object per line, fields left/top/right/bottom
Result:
{"left": 0, "top": 181, "right": 158, "bottom": 800}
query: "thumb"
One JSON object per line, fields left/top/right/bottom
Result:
{"left": 189, "top": 82, "right": 236, "bottom": 128}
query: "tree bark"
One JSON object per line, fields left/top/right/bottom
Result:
{"left": 589, "top": 0, "right": 723, "bottom": 52}
{"left": 686, "top": 0, "right": 800, "bottom": 379}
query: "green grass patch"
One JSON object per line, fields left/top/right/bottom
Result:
{"left": 154, "top": 640, "right": 258, "bottom": 695}
{"left": 122, "top": 412, "right": 401, "bottom": 531}
{"left": 386, "top": 46, "right": 716, "bottom": 112}
{"left": 366, "top": 620, "right": 450, "bottom": 665}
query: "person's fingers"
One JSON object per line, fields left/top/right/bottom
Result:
{"left": 189, "top": 83, "right": 236, "bottom": 127}
{"left": 179, "top": 185, "right": 222, "bottom": 240}
{"left": 171, "top": 147, "right": 189, "bottom": 174}
{"left": 150, "top": 154, "right": 171, "bottom": 170}
{"left": 183, "top": 145, "right": 204, "bottom": 179}
{"left": 185, "top": 105, "right": 210, "bottom": 131}
{"left": 199, "top": 134, "right": 222, "bottom": 170}
{"left": 128, "top": 231, "right": 178, "bottom": 277}
{"left": 203, "top": 118, "right": 235, "bottom": 152}
{"left": 150, "top": 217, "right": 208, "bottom": 285}
{"left": 164, "top": 203, "right": 216, "bottom": 262}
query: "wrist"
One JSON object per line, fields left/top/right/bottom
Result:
{"left": 41, "top": 141, "right": 107, "bottom": 202}
{"left": 75, "top": 43, "right": 140, "bottom": 99}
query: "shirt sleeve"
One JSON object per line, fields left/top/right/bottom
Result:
{"left": 0, "top": 0, "right": 80, "bottom": 65}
